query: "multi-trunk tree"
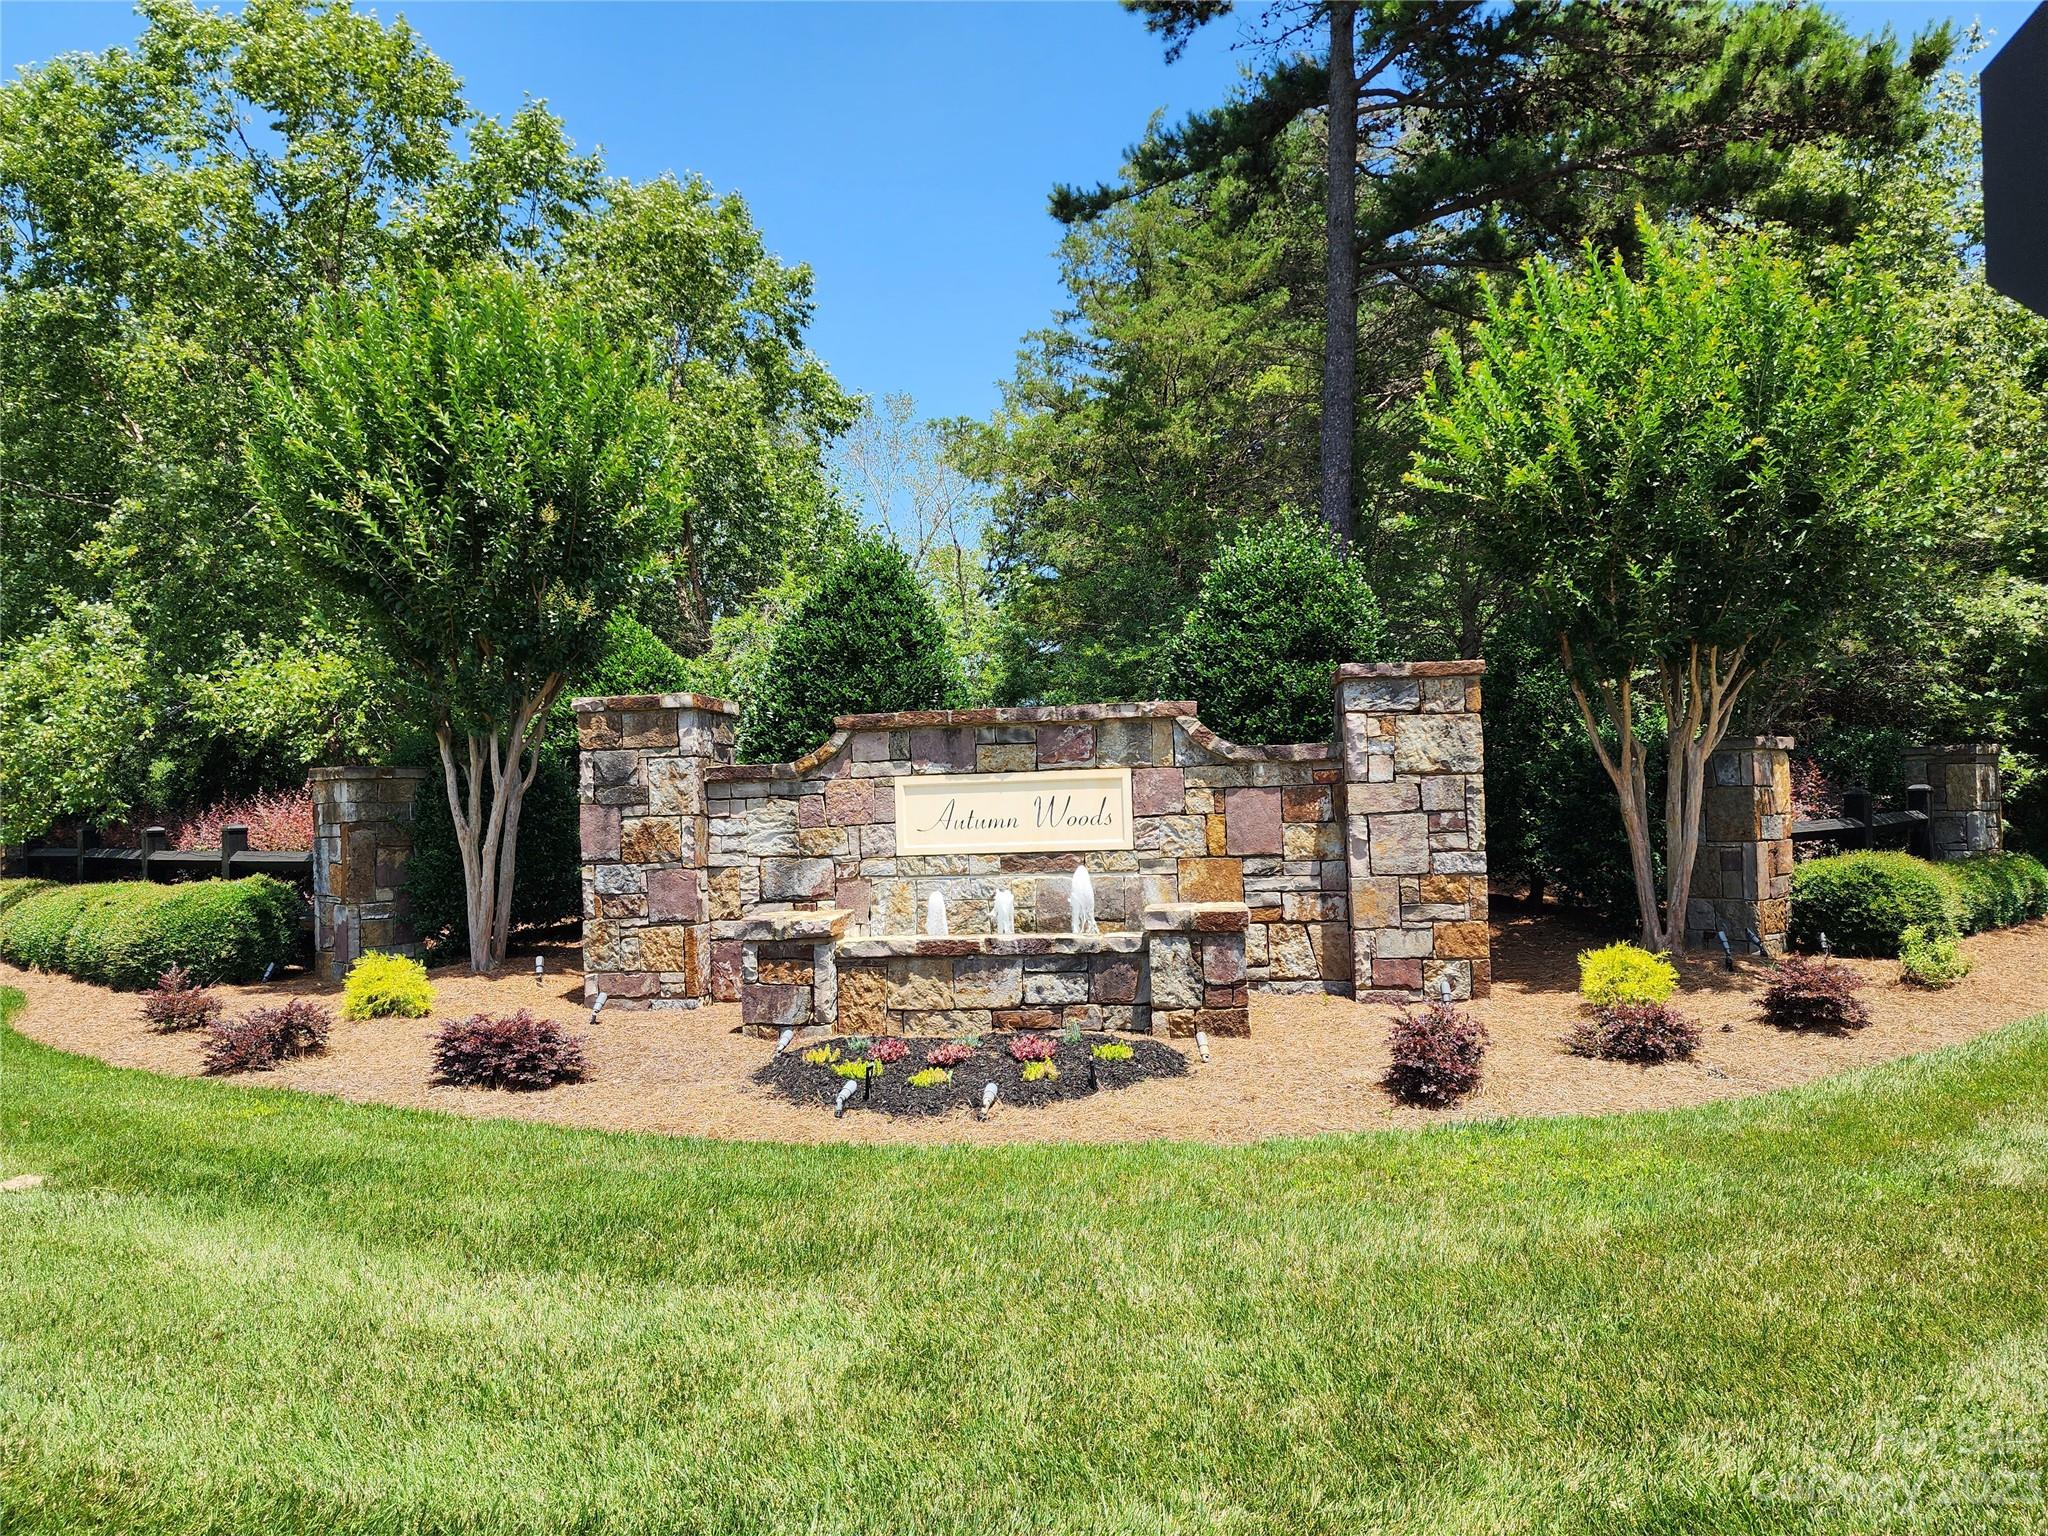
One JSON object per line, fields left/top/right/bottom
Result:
{"left": 1410, "top": 221, "right": 1961, "bottom": 953}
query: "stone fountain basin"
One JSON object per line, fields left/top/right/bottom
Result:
{"left": 836, "top": 931, "right": 1142, "bottom": 960}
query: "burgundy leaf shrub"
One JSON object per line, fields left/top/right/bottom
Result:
{"left": 1006, "top": 1032, "right": 1057, "bottom": 1063}
{"left": 1758, "top": 954, "right": 1871, "bottom": 1032}
{"left": 171, "top": 788, "right": 316, "bottom": 852}
{"left": 1567, "top": 1002, "right": 1701, "bottom": 1063}
{"left": 1383, "top": 1001, "right": 1488, "bottom": 1107}
{"left": 432, "top": 1010, "right": 588, "bottom": 1090}
{"left": 926, "top": 1041, "right": 973, "bottom": 1068}
{"left": 867, "top": 1036, "right": 909, "bottom": 1065}
{"left": 201, "top": 999, "right": 332, "bottom": 1075}
{"left": 141, "top": 964, "right": 224, "bottom": 1033}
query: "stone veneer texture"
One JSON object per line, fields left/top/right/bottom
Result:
{"left": 1687, "top": 737, "right": 1793, "bottom": 955}
{"left": 309, "top": 765, "right": 428, "bottom": 982}
{"left": 575, "top": 662, "right": 1487, "bottom": 1010}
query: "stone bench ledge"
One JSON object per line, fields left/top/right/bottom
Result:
{"left": 735, "top": 908, "right": 852, "bottom": 943}
{"left": 1142, "top": 901, "right": 1251, "bottom": 934}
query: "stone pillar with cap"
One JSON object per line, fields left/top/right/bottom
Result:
{"left": 309, "top": 766, "right": 429, "bottom": 981}
{"left": 1898, "top": 743, "right": 2003, "bottom": 859}
{"left": 1687, "top": 736, "right": 1792, "bottom": 956}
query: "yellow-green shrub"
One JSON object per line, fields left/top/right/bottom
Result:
{"left": 1577, "top": 942, "right": 1679, "bottom": 1007}
{"left": 341, "top": 951, "right": 436, "bottom": 1019}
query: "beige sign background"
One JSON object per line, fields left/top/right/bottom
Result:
{"left": 894, "top": 768, "right": 1134, "bottom": 855}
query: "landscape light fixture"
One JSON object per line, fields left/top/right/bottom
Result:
{"left": 979, "top": 1081, "right": 999, "bottom": 1119}
{"left": 1195, "top": 1030, "right": 1211, "bottom": 1064}
{"left": 534, "top": 955, "right": 545, "bottom": 987}
{"left": 1437, "top": 975, "right": 1453, "bottom": 1005}
{"left": 590, "top": 991, "right": 608, "bottom": 1026}
{"left": 775, "top": 1027, "right": 795, "bottom": 1057}
{"left": 262, "top": 962, "right": 276, "bottom": 983}
{"left": 1715, "top": 929, "right": 1736, "bottom": 972}
{"left": 835, "top": 1080, "right": 859, "bottom": 1118}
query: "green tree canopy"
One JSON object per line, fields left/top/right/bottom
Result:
{"left": 247, "top": 265, "right": 679, "bottom": 971}
{"left": 1411, "top": 219, "right": 1963, "bottom": 950}
{"left": 736, "top": 536, "right": 962, "bottom": 765}
{"left": 1158, "top": 516, "right": 1383, "bottom": 743}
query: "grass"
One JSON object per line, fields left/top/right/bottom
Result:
{"left": 4, "top": 983, "right": 2048, "bottom": 1534}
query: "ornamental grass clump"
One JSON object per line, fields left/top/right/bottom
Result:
{"left": 342, "top": 952, "right": 436, "bottom": 1020}
{"left": 1758, "top": 954, "right": 1871, "bottom": 1032}
{"left": 1383, "top": 1001, "right": 1487, "bottom": 1108}
{"left": 140, "top": 964, "right": 224, "bottom": 1033}
{"left": 1567, "top": 1003, "right": 1701, "bottom": 1064}
{"left": 201, "top": 1000, "right": 332, "bottom": 1075}
{"left": 1577, "top": 942, "right": 1678, "bottom": 1007}
{"left": 1899, "top": 925, "right": 1971, "bottom": 988}
{"left": 430, "top": 1010, "right": 587, "bottom": 1091}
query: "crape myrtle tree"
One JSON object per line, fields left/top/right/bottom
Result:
{"left": 1411, "top": 220, "right": 1960, "bottom": 953}
{"left": 1061, "top": 0, "right": 1950, "bottom": 547}
{"left": 247, "top": 266, "right": 678, "bottom": 972}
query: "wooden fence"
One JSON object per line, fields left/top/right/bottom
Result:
{"left": 4, "top": 825, "right": 314, "bottom": 889}
{"left": 1790, "top": 784, "right": 1933, "bottom": 859}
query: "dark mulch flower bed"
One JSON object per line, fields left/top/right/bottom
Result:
{"left": 751, "top": 1032, "right": 1189, "bottom": 1116}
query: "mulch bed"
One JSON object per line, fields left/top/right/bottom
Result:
{"left": 751, "top": 1033, "right": 1188, "bottom": 1116}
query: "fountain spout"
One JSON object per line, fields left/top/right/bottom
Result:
{"left": 925, "top": 891, "right": 948, "bottom": 938}
{"left": 1070, "top": 863, "right": 1097, "bottom": 936}
{"left": 992, "top": 889, "right": 1016, "bottom": 936}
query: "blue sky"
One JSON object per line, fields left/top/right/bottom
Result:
{"left": 1, "top": 1, "right": 2031, "bottom": 426}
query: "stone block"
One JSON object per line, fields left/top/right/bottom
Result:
{"left": 620, "top": 817, "right": 684, "bottom": 864}
{"left": 837, "top": 966, "right": 890, "bottom": 1034}
{"left": 647, "top": 759, "right": 703, "bottom": 816}
{"left": 977, "top": 744, "right": 1036, "bottom": 773}
{"left": 955, "top": 956, "right": 1024, "bottom": 1008}
{"left": 1391, "top": 715, "right": 1484, "bottom": 775}
{"left": 1368, "top": 813, "right": 1429, "bottom": 875}
{"left": 1091, "top": 953, "right": 1141, "bottom": 1004}
{"left": 645, "top": 869, "right": 701, "bottom": 922}
{"left": 1223, "top": 787, "right": 1284, "bottom": 856}
{"left": 1149, "top": 934, "right": 1202, "bottom": 1009}
{"left": 1433, "top": 920, "right": 1490, "bottom": 959}
{"left": 888, "top": 958, "right": 955, "bottom": 1010}
{"left": 1284, "top": 820, "right": 1343, "bottom": 862}
{"left": 909, "top": 727, "right": 976, "bottom": 770}
{"left": 580, "top": 804, "right": 621, "bottom": 862}
{"left": 825, "top": 778, "right": 874, "bottom": 825}
{"left": 761, "top": 857, "right": 835, "bottom": 900}
{"left": 742, "top": 983, "right": 809, "bottom": 1029}
{"left": 1038, "top": 724, "right": 1096, "bottom": 765}
{"left": 1132, "top": 766, "right": 1186, "bottom": 816}
{"left": 993, "top": 1008, "right": 1060, "bottom": 1032}
{"left": 1281, "top": 786, "right": 1331, "bottom": 822}
{"left": 1340, "top": 677, "right": 1421, "bottom": 712}
{"left": 1177, "top": 858, "right": 1244, "bottom": 903}
{"left": 1023, "top": 969, "right": 1090, "bottom": 1006}
{"left": 1202, "top": 937, "right": 1247, "bottom": 985}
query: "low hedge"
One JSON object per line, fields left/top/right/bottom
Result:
{"left": 1789, "top": 849, "right": 2048, "bottom": 957}
{"left": 0, "top": 877, "right": 302, "bottom": 989}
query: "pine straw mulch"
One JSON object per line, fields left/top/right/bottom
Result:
{"left": 5, "top": 904, "right": 2048, "bottom": 1147}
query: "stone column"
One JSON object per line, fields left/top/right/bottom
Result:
{"left": 308, "top": 766, "right": 429, "bottom": 982}
{"left": 1687, "top": 737, "right": 1792, "bottom": 956}
{"left": 573, "top": 692, "right": 738, "bottom": 1009}
{"left": 1335, "top": 661, "right": 1489, "bottom": 1002}
{"left": 1899, "top": 744, "right": 2003, "bottom": 859}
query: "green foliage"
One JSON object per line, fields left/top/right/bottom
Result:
{"left": 1576, "top": 944, "right": 1680, "bottom": 1008}
{"left": 0, "top": 604, "right": 156, "bottom": 840}
{"left": 1020, "top": 1060, "right": 1058, "bottom": 1084}
{"left": 831, "top": 1059, "right": 883, "bottom": 1081}
{"left": 1945, "top": 853, "right": 2048, "bottom": 934}
{"left": 1789, "top": 852, "right": 1960, "bottom": 957}
{"left": 1156, "top": 517, "right": 1382, "bottom": 743}
{"left": 906, "top": 1067, "right": 951, "bottom": 1090}
{"left": 0, "top": 877, "right": 300, "bottom": 989}
{"left": 1090, "top": 1041, "right": 1135, "bottom": 1062}
{"left": 800, "top": 1045, "right": 842, "bottom": 1067}
{"left": 341, "top": 953, "right": 437, "bottom": 1021}
{"left": 735, "top": 537, "right": 961, "bottom": 764}
{"left": 0, "top": 878, "right": 55, "bottom": 917}
{"left": 1899, "top": 925, "right": 1971, "bottom": 988}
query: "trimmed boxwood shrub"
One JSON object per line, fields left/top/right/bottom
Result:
{"left": 1788, "top": 851, "right": 1958, "bottom": 957}
{"left": 0, "top": 877, "right": 54, "bottom": 917}
{"left": 735, "top": 535, "right": 962, "bottom": 764}
{"left": 1156, "top": 516, "right": 1384, "bottom": 745}
{"left": 0, "top": 877, "right": 301, "bottom": 988}
{"left": 1946, "top": 852, "right": 2048, "bottom": 934}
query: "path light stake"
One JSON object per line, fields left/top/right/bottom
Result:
{"left": 1195, "top": 1030, "right": 1211, "bottom": 1065}
{"left": 534, "top": 955, "right": 545, "bottom": 988}
{"left": 1087, "top": 1053, "right": 1099, "bottom": 1093}
{"left": 1820, "top": 932, "right": 1832, "bottom": 963}
{"left": 590, "top": 991, "right": 608, "bottom": 1027}
{"left": 1745, "top": 927, "right": 1764, "bottom": 956}
{"left": 262, "top": 962, "right": 275, "bottom": 983}
{"left": 834, "top": 1080, "right": 859, "bottom": 1118}
{"left": 774, "top": 1027, "right": 795, "bottom": 1058}
{"left": 1715, "top": 929, "right": 1736, "bottom": 972}
{"left": 979, "top": 1081, "right": 998, "bottom": 1120}
{"left": 1437, "top": 975, "right": 1453, "bottom": 1005}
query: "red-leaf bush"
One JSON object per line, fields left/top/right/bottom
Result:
{"left": 1383, "top": 1001, "right": 1487, "bottom": 1107}
{"left": 140, "top": 964, "right": 224, "bottom": 1033}
{"left": 201, "top": 999, "right": 332, "bottom": 1075}
{"left": 432, "top": 1010, "right": 588, "bottom": 1090}
{"left": 1757, "top": 954, "right": 1871, "bottom": 1032}
{"left": 170, "top": 788, "right": 316, "bottom": 853}
{"left": 1006, "top": 1032, "right": 1057, "bottom": 1063}
{"left": 867, "top": 1036, "right": 909, "bottom": 1065}
{"left": 1567, "top": 1002, "right": 1701, "bottom": 1063}
{"left": 926, "top": 1041, "right": 973, "bottom": 1068}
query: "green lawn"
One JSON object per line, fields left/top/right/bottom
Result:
{"left": 4, "top": 985, "right": 2048, "bottom": 1534}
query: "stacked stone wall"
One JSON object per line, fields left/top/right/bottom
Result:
{"left": 1899, "top": 744, "right": 2003, "bottom": 859}
{"left": 1688, "top": 737, "right": 1793, "bottom": 954}
{"left": 309, "top": 766, "right": 427, "bottom": 982}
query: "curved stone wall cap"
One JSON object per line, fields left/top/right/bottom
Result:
{"left": 1332, "top": 659, "right": 1486, "bottom": 679}
{"left": 307, "top": 765, "right": 430, "bottom": 781}
{"left": 827, "top": 700, "right": 1197, "bottom": 730}
{"left": 568, "top": 692, "right": 741, "bottom": 715}
{"left": 1904, "top": 742, "right": 2002, "bottom": 754}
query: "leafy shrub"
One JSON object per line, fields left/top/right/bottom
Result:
{"left": 926, "top": 1041, "right": 973, "bottom": 1068}
{"left": 1576, "top": 943, "right": 1679, "bottom": 1007}
{"left": 1758, "top": 955, "right": 1871, "bottom": 1032}
{"left": 1945, "top": 852, "right": 2048, "bottom": 934}
{"left": 1383, "top": 1001, "right": 1488, "bottom": 1107}
{"left": 140, "top": 965, "right": 225, "bottom": 1033}
{"left": 1155, "top": 516, "right": 1384, "bottom": 745}
{"left": 907, "top": 1067, "right": 951, "bottom": 1089}
{"left": 1021, "top": 1060, "right": 1058, "bottom": 1083}
{"left": 832, "top": 1058, "right": 883, "bottom": 1080}
{"left": 1788, "top": 851, "right": 1958, "bottom": 957}
{"left": 0, "top": 877, "right": 301, "bottom": 988}
{"left": 868, "top": 1036, "right": 910, "bottom": 1065}
{"left": 735, "top": 535, "right": 962, "bottom": 764}
{"left": 431, "top": 1010, "right": 588, "bottom": 1090}
{"left": 1567, "top": 1002, "right": 1701, "bottom": 1063}
{"left": 801, "top": 1044, "right": 842, "bottom": 1066}
{"left": 201, "top": 999, "right": 332, "bottom": 1075}
{"left": 342, "top": 951, "right": 436, "bottom": 1020}
{"left": 1007, "top": 1032, "right": 1057, "bottom": 1063}
{"left": 0, "top": 878, "right": 54, "bottom": 917}
{"left": 1091, "top": 1041, "right": 1135, "bottom": 1061}
{"left": 169, "top": 788, "right": 315, "bottom": 852}
{"left": 1899, "top": 925, "right": 1971, "bottom": 988}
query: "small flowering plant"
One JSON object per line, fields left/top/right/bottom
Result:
{"left": 926, "top": 1041, "right": 973, "bottom": 1068}
{"left": 868, "top": 1037, "right": 909, "bottom": 1065}
{"left": 1007, "top": 1032, "right": 1057, "bottom": 1063}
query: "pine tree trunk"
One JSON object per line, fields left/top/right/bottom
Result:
{"left": 1320, "top": 0, "right": 1358, "bottom": 547}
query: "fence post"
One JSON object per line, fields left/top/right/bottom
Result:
{"left": 1905, "top": 784, "right": 1933, "bottom": 859}
{"left": 1843, "top": 787, "right": 1873, "bottom": 851}
{"left": 219, "top": 823, "right": 250, "bottom": 879}
{"left": 72, "top": 826, "right": 92, "bottom": 884}
{"left": 140, "top": 826, "right": 168, "bottom": 881}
